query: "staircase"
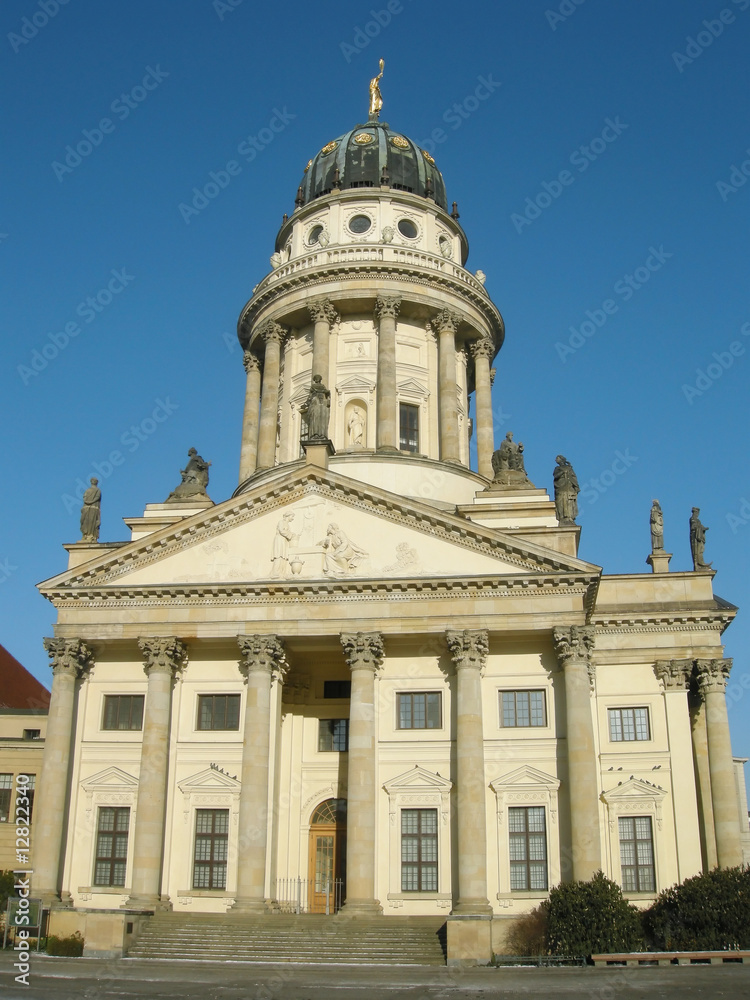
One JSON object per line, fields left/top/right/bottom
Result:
{"left": 127, "top": 913, "right": 447, "bottom": 965}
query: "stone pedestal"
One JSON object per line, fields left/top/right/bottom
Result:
{"left": 302, "top": 438, "right": 335, "bottom": 469}
{"left": 647, "top": 551, "right": 672, "bottom": 573}
{"left": 446, "top": 915, "right": 493, "bottom": 967}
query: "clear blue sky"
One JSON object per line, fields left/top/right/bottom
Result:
{"left": 2, "top": 0, "right": 750, "bottom": 786}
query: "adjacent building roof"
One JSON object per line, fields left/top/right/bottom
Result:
{"left": 0, "top": 643, "right": 50, "bottom": 711}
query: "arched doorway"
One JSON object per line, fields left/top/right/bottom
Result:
{"left": 307, "top": 798, "right": 346, "bottom": 913}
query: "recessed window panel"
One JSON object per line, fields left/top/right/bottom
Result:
{"left": 348, "top": 214, "right": 372, "bottom": 235}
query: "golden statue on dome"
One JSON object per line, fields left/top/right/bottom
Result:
{"left": 369, "top": 58, "right": 384, "bottom": 119}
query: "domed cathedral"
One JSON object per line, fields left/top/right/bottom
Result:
{"left": 33, "top": 68, "right": 748, "bottom": 966}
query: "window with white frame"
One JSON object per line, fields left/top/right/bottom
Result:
{"left": 193, "top": 809, "right": 229, "bottom": 890}
{"left": 509, "top": 806, "right": 548, "bottom": 891}
{"left": 608, "top": 707, "right": 650, "bottom": 742}
{"left": 401, "top": 808, "right": 438, "bottom": 891}
{"left": 0, "top": 775, "right": 12, "bottom": 822}
{"left": 618, "top": 816, "right": 655, "bottom": 892}
{"left": 500, "top": 690, "right": 547, "bottom": 728}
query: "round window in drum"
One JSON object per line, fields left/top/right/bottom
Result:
{"left": 308, "top": 225, "right": 324, "bottom": 246}
{"left": 349, "top": 215, "right": 372, "bottom": 235}
{"left": 398, "top": 219, "right": 418, "bottom": 239}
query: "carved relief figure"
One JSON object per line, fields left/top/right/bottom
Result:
{"left": 553, "top": 455, "right": 580, "bottom": 525}
{"left": 166, "top": 448, "right": 211, "bottom": 502}
{"left": 384, "top": 542, "right": 419, "bottom": 573}
{"left": 271, "top": 511, "right": 296, "bottom": 579}
{"left": 319, "top": 522, "right": 367, "bottom": 576}
{"left": 80, "top": 477, "right": 101, "bottom": 542}
{"left": 650, "top": 499, "right": 664, "bottom": 552}
{"left": 347, "top": 405, "right": 366, "bottom": 446}
{"left": 689, "top": 507, "right": 712, "bottom": 570}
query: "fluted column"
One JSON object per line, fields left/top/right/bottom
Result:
{"left": 446, "top": 629, "right": 491, "bottom": 914}
{"left": 689, "top": 688, "right": 718, "bottom": 869}
{"left": 32, "top": 639, "right": 94, "bottom": 906}
{"left": 695, "top": 658, "right": 742, "bottom": 867}
{"left": 256, "top": 321, "right": 287, "bottom": 471}
{"left": 239, "top": 351, "right": 262, "bottom": 482}
{"left": 435, "top": 309, "right": 462, "bottom": 464}
{"left": 374, "top": 295, "right": 401, "bottom": 452}
{"left": 232, "top": 635, "right": 287, "bottom": 912}
{"left": 654, "top": 660, "right": 702, "bottom": 880}
{"left": 470, "top": 338, "right": 495, "bottom": 480}
{"left": 340, "top": 631, "right": 384, "bottom": 914}
{"left": 308, "top": 299, "right": 338, "bottom": 383}
{"left": 553, "top": 626, "right": 602, "bottom": 881}
{"left": 126, "top": 637, "right": 186, "bottom": 910}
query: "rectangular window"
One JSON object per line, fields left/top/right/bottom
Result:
{"left": 501, "top": 691, "right": 547, "bottom": 728}
{"left": 23, "top": 729, "right": 41, "bottom": 740}
{"left": 193, "top": 809, "right": 229, "bottom": 890}
{"left": 401, "top": 808, "right": 438, "bottom": 892}
{"left": 509, "top": 806, "right": 548, "bottom": 891}
{"left": 619, "top": 816, "right": 655, "bottom": 892}
{"left": 197, "top": 694, "right": 241, "bottom": 731}
{"left": 399, "top": 403, "right": 419, "bottom": 453}
{"left": 324, "top": 680, "right": 351, "bottom": 699}
{"left": 608, "top": 707, "right": 650, "bottom": 742}
{"left": 93, "top": 807, "right": 130, "bottom": 887}
{"left": 0, "top": 774, "right": 11, "bottom": 822}
{"left": 102, "top": 695, "right": 144, "bottom": 731}
{"left": 397, "top": 692, "right": 442, "bottom": 730}
{"left": 318, "top": 718, "right": 349, "bottom": 752}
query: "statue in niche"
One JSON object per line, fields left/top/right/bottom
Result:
{"left": 553, "top": 455, "right": 580, "bottom": 525}
{"left": 319, "top": 522, "right": 367, "bottom": 576}
{"left": 271, "top": 511, "right": 296, "bottom": 579}
{"left": 650, "top": 499, "right": 664, "bottom": 552}
{"left": 166, "top": 448, "right": 211, "bottom": 502}
{"left": 347, "top": 405, "right": 366, "bottom": 446}
{"left": 490, "top": 432, "right": 533, "bottom": 487}
{"left": 300, "top": 375, "right": 331, "bottom": 440}
{"left": 80, "top": 477, "right": 101, "bottom": 542}
{"left": 689, "top": 507, "right": 712, "bottom": 570}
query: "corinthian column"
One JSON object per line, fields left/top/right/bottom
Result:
{"left": 374, "top": 295, "right": 401, "bottom": 452}
{"left": 434, "top": 309, "right": 462, "bottom": 464}
{"left": 340, "top": 631, "right": 384, "bottom": 914}
{"left": 126, "top": 638, "right": 186, "bottom": 910}
{"left": 308, "top": 298, "right": 338, "bottom": 383}
{"left": 256, "top": 321, "right": 287, "bottom": 471}
{"left": 470, "top": 338, "right": 495, "bottom": 480}
{"left": 446, "top": 629, "right": 491, "bottom": 914}
{"left": 32, "top": 639, "right": 94, "bottom": 906}
{"left": 695, "top": 658, "right": 742, "bottom": 867}
{"left": 232, "top": 635, "right": 287, "bottom": 912}
{"left": 553, "top": 626, "right": 602, "bottom": 881}
{"left": 239, "top": 351, "right": 262, "bottom": 482}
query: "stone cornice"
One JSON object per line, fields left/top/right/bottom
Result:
{"left": 592, "top": 614, "right": 733, "bottom": 633}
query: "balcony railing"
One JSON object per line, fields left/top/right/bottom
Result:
{"left": 275, "top": 877, "right": 344, "bottom": 915}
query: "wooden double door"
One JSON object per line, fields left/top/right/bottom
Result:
{"left": 307, "top": 798, "right": 346, "bottom": 913}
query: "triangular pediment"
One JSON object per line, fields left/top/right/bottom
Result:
{"left": 39, "top": 465, "right": 599, "bottom": 596}
{"left": 81, "top": 766, "right": 139, "bottom": 792}
{"left": 490, "top": 765, "right": 560, "bottom": 791}
{"left": 178, "top": 766, "right": 241, "bottom": 794}
{"left": 602, "top": 777, "right": 667, "bottom": 803}
{"left": 384, "top": 765, "right": 452, "bottom": 794}
{"left": 336, "top": 374, "right": 375, "bottom": 392}
{"left": 397, "top": 377, "right": 428, "bottom": 396}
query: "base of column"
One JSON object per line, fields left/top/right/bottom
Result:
{"left": 230, "top": 897, "right": 274, "bottom": 915}
{"left": 451, "top": 899, "right": 493, "bottom": 916}
{"left": 375, "top": 445, "right": 400, "bottom": 455}
{"left": 338, "top": 897, "right": 383, "bottom": 917}
{"left": 36, "top": 891, "right": 73, "bottom": 910}
{"left": 122, "top": 894, "right": 172, "bottom": 913}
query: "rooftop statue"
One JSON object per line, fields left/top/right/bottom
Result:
{"left": 553, "top": 455, "right": 580, "bottom": 525}
{"left": 300, "top": 374, "right": 331, "bottom": 441}
{"left": 79, "top": 477, "right": 101, "bottom": 542}
{"left": 166, "top": 448, "right": 212, "bottom": 503}
{"left": 490, "top": 432, "right": 534, "bottom": 488}
{"left": 650, "top": 499, "right": 664, "bottom": 552}
{"left": 689, "top": 507, "right": 712, "bottom": 571}
{"left": 369, "top": 58, "right": 384, "bottom": 119}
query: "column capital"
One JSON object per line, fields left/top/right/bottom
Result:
{"left": 469, "top": 336, "right": 494, "bottom": 361}
{"left": 237, "top": 634, "right": 288, "bottom": 683}
{"left": 374, "top": 294, "right": 401, "bottom": 322}
{"left": 446, "top": 629, "right": 489, "bottom": 673}
{"left": 308, "top": 298, "right": 339, "bottom": 326}
{"left": 43, "top": 637, "right": 95, "bottom": 679}
{"left": 258, "top": 320, "right": 288, "bottom": 346}
{"left": 654, "top": 658, "right": 693, "bottom": 691}
{"left": 138, "top": 637, "right": 187, "bottom": 677}
{"left": 695, "top": 657, "right": 732, "bottom": 695}
{"left": 553, "top": 626, "right": 595, "bottom": 683}
{"left": 433, "top": 308, "right": 462, "bottom": 335}
{"left": 242, "top": 350, "right": 261, "bottom": 375}
{"left": 340, "top": 631, "right": 384, "bottom": 673}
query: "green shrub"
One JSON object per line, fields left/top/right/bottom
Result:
{"left": 542, "top": 871, "right": 643, "bottom": 958}
{"left": 45, "top": 931, "right": 84, "bottom": 957}
{"left": 506, "top": 905, "right": 549, "bottom": 955}
{"left": 644, "top": 866, "right": 750, "bottom": 951}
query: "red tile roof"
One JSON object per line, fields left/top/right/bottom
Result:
{"left": 0, "top": 644, "right": 50, "bottom": 710}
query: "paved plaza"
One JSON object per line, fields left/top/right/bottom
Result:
{"left": 2, "top": 954, "right": 750, "bottom": 1000}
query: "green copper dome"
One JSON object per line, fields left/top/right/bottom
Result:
{"left": 296, "top": 120, "right": 448, "bottom": 211}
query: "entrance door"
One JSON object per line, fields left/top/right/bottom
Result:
{"left": 307, "top": 798, "right": 346, "bottom": 913}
